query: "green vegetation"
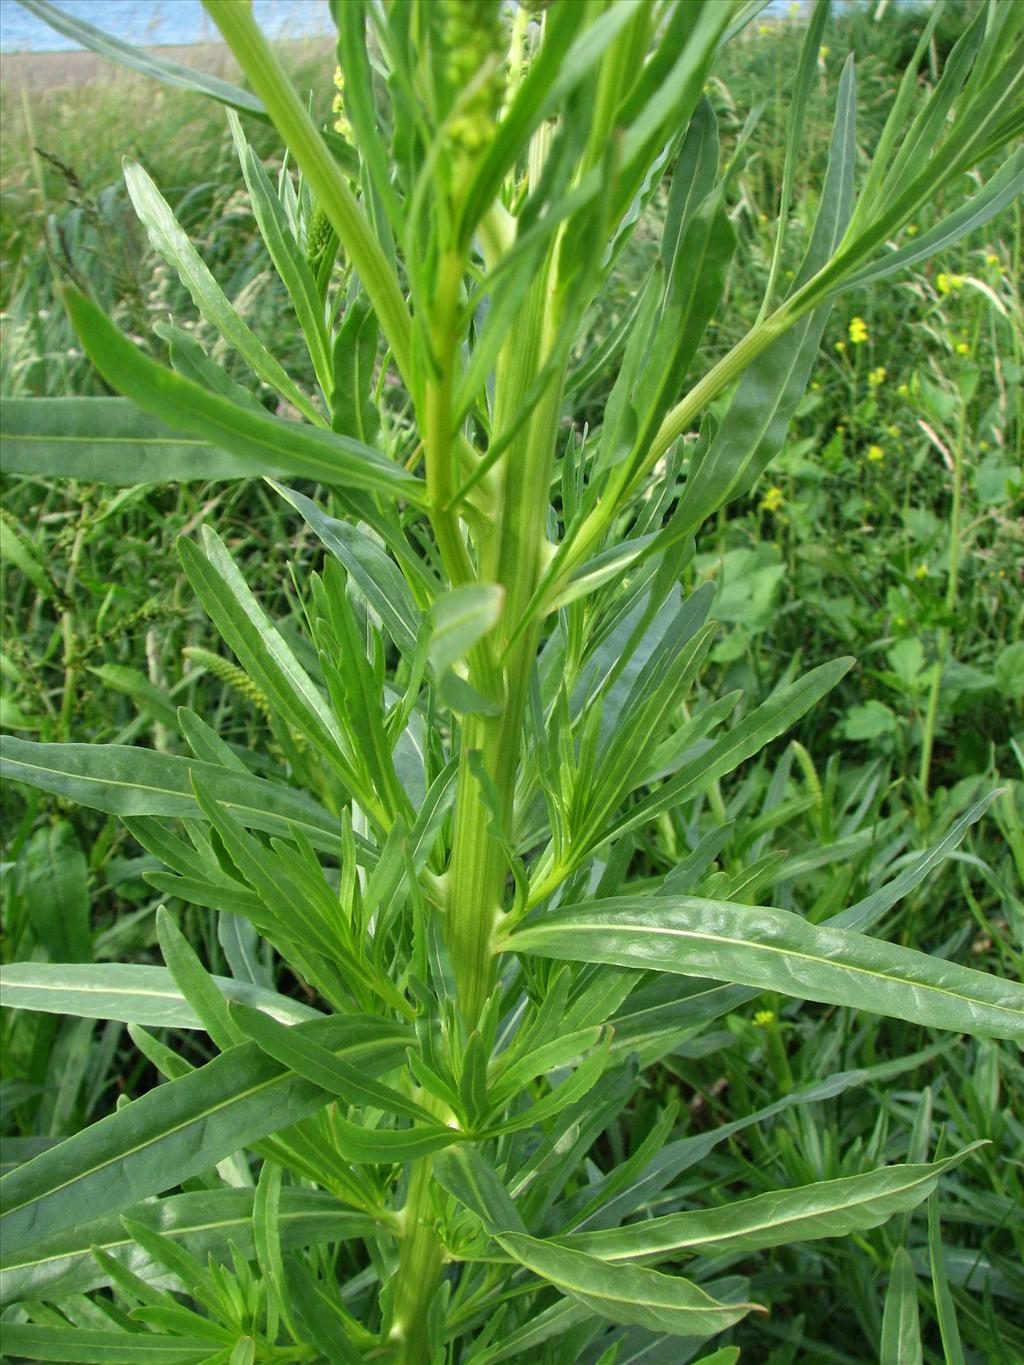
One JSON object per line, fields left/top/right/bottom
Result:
{"left": 1, "top": 1, "right": 1022, "bottom": 1362}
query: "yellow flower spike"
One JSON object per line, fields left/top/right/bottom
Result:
{"left": 915, "top": 564, "right": 929, "bottom": 580}
{"left": 866, "top": 444, "right": 885, "bottom": 462}
{"left": 897, "top": 382, "right": 910, "bottom": 398}
{"left": 985, "top": 253, "right": 1001, "bottom": 266}
{"left": 936, "top": 273, "right": 964, "bottom": 295}
{"left": 955, "top": 341, "right": 970, "bottom": 355}
{"left": 848, "top": 316, "right": 869, "bottom": 344}
{"left": 753, "top": 1010, "right": 776, "bottom": 1028}
{"left": 819, "top": 44, "right": 829, "bottom": 60}
{"left": 868, "top": 365, "right": 886, "bottom": 386}
{"left": 759, "top": 486, "right": 784, "bottom": 513}
{"left": 835, "top": 339, "right": 846, "bottom": 352}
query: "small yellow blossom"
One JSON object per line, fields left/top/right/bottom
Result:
{"left": 955, "top": 340, "right": 970, "bottom": 355}
{"left": 868, "top": 365, "right": 886, "bottom": 386}
{"left": 866, "top": 444, "right": 885, "bottom": 463}
{"left": 979, "top": 440, "right": 990, "bottom": 452}
{"left": 848, "top": 316, "right": 869, "bottom": 344}
{"left": 835, "top": 339, "right": 846, "bottom": 353}
{"left": 906, "top": 224, "right": 919, "bottom": 237}
{"left": 888, "top": 423, "right": 900, "bottom": 437}
{"left": 897, "top": 382, "right": 910, "bottom": 398}
{"left": 810, "top": 380, "right": 821, "bottom": 390}
{"left": 758, "top": 23, "right": 770, "bottom": 34}
{"left": 332, "top": 66, "right": 352, "bottom": 140}
{"left": 753, "top": 1010, "right": 776, "bottom": 1027}
{"left": 819, "top": 44, "right": 829, "bottom": 60}
{"left": 985, "top": 253, "right": 1001, "bottom": 267}
{"left": 936, "top": 272, "right": 964, "bottom": 295}
{"left": 914, "top": 563, "right": 929, "bottom": 580}
{"left": 759, "top": 485, "right": 784, "bottom": 513}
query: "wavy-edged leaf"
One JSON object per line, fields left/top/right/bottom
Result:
{"left": 61, "top": 289, "right": 424, "bottom": 502}
{"left": 0, "top": 962, "right": 321, "bottom": 1030}
{"left": 0, "top": 1015, "right": 408, "bottom": 1256}
{"left": 496, "top": 1232, "right": 758, "bottom": 1338}
{"left": 0, "top": 1188, "right": 372, "bottom": 1307}
{"left": 558, "top": 1145, "right": 984, "bottom": 1263}
{"left": 507, "top": 897, "right": 1024, "bottom": 1042}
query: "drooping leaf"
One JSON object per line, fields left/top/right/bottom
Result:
{"left": 496, "top": 1232, "right": 758, "bottom": 1338}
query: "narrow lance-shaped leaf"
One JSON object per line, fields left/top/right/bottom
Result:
{"left": 61, "top": 288, "right": 425, "bottom": 502}
{"left": 124, "top": 158, "right": 323, "bottom": 426}
{"left": 506, "top": 897, "right": 1024, "bottom": 1043}
{"left": 0, "top": 1015, "right": 409, "bottom": 1257}
{"left": 0, "top": 1188, "right": 374, "bottom": 1307}
{"left": 227, "top": 110, "right": 334, "bottom": 399}
{"left": 557, "top": 1145, "right": 984, "bottom": 1264}
{"left": 881, "top": 1247, "right": 924, "bottom": 1365}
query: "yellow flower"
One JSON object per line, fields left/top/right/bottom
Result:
{"left": 819, "top": 44, "right": 829, "bottom": 60}
{"left": 810, "top": 380, "right": 821, "bottom": 390}
{"left": 914, "top": 563, "right": 929, "bottom": 580}
{"left": 848, "top": 316, "right": 869, "bottom": 344}
{"left": 906, "top": 224, "right": 919, "bottom": 237}
{"left": 758, "top": 23, "right": 770, "bottom": 34}
{"left": 332, "top": 66, "right": 352, "bottom": 140}
{"left": 866, "top": 444, "right": 885, "bottom": 462}
{"left": 936, "top": 272, "right": 964, "bottom": 295}
{"left": 985, "top": 253, "right": 1001, "bottom": 267}
{"left": 759, "top": 485, "right": 784, "bottom": 513}
{"left": 835, "top": 339, "right": 846, "bottom": 353}
{"left": 955, "top": 340, "right": 970, "bottom": 355}
{"left": 868, "top": 365, "right": 886, "bottom": 386}
{"left": 897, "top": 382, "right": 910, "bottom": 398}
{"left": 888, "top": 423, "right": 900, "bottom": 437}
{"left": 753, "top": 1010, "right": 776, "bottom": 1027}
{"left": 979, "top": 440, "right": 990, "bottom": 452}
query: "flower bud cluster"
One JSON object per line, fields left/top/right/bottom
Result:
{"left": 441, "top": 0, "right": 508, "bottom": 157}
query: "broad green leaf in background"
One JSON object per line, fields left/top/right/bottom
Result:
{"left": 0, "top": 398, "right": 260, "bottom": 485}
{"left": 0, "top": 962, "right": 322, "bottom": 1030}
{"left": 507, "top": 898, "right": 1024, "bottom": 1042}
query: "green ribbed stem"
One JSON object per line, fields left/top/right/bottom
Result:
{"left": 390, "top": 1154, "right": 444, "bottom": 1365}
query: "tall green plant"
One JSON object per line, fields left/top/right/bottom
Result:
{"left": 2, "top": 1, "right": 1023, "bottom": 1360}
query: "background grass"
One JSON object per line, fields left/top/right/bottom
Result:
{"left": 1, "top": 4, "right": 1022, "bottom": 1360}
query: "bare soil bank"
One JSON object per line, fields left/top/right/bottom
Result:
{"left": 0, "top": 38, "right": 332, "bottom": 91}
